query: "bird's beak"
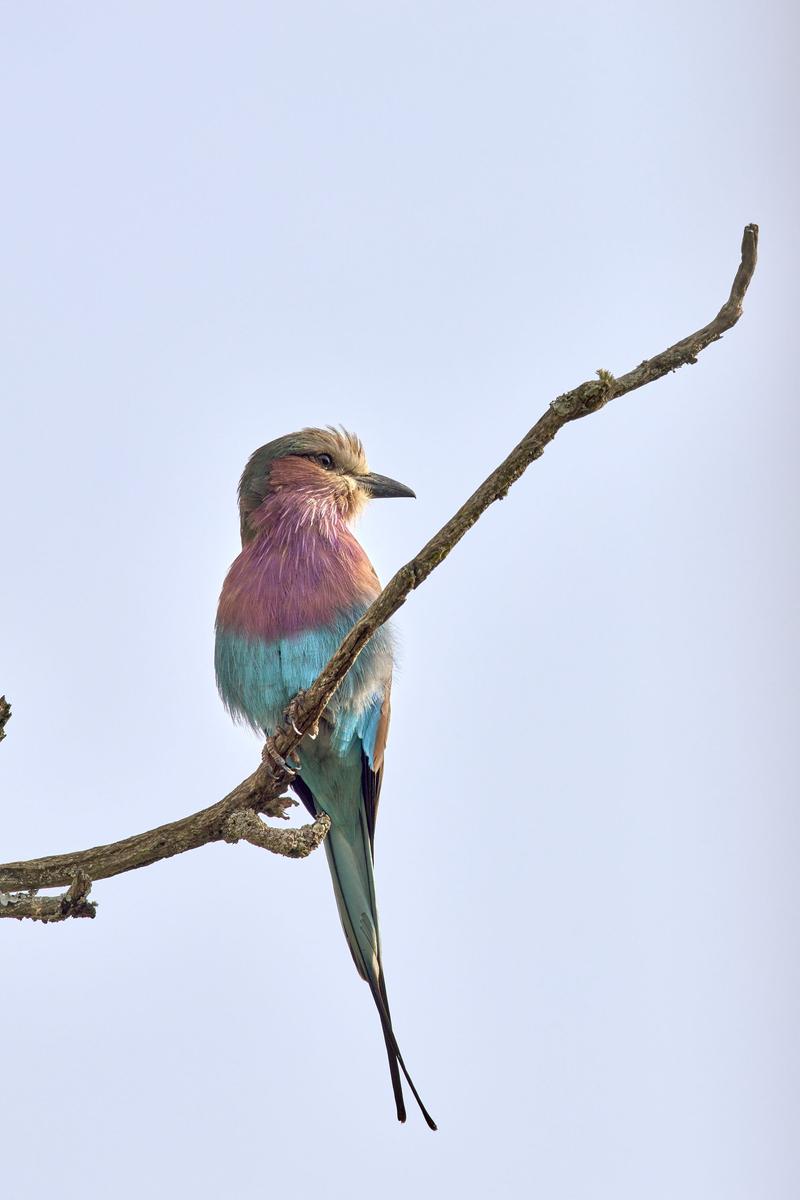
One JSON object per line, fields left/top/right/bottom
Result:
{"left": 356, "top": 472, "right": 416, "bottom": 500}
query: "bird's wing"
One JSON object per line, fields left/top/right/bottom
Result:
{"left": 361, "top": 682, "right": 391, "bottom": 854}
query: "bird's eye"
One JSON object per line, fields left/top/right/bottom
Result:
{"left": 316, "top": 453, "right": 334, "bottom": 469}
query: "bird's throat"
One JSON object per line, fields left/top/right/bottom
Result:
{"left": 217, "top": 496, "right": 380, "bottom": 643}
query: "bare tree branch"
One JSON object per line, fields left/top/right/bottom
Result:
{"left": 0, "top": 224, "right": 759, "bottom": 919}
{"left": 0, "top": 696, "right": 10, "bottom": 743}
{"left": 0, "top": 788, "right": 301, "bottom": 899}
{"left": 223, "top": 808, "right": 332, "bottom": 858}
{"left": 0, "top": 871, "right": 95, "bottom": 922}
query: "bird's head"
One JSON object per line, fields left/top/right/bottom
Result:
{"left": 238, "top": 426, "right": 415, "bottom": 542}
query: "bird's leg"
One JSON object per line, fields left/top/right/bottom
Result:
{"left": 284, "top": 690, "right": 320, "bottom": 740}
{"left": 261, "top": 689, "right": 322, "bottom": 780}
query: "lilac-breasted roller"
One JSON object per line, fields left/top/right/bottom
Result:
{"left": 214, "top": 427, "right": 436, "bottom": 1129}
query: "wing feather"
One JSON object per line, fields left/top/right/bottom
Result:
{"left": 361, "top": 685, "right": 391, "bottom": 853}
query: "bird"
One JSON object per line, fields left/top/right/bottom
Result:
{"left": 214, "top": 426, "right": 436, "bottom": 1130}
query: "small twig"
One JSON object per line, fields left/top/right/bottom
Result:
{"left": 0, "top": 871, "right": 95, "bottom": 922}
{"left": 223, "top": 809, "right": 332, "bottom": 859}
{"left": 0, "top": 696, "right": 11, "bottom": 743}
{"left": 0, "top": 225, "right": 759, "bottom": 920}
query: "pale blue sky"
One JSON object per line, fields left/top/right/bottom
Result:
{"left": 2, "top": 3, "right": 797, "bottom": 1197}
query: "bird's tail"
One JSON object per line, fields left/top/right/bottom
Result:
{"left": 324, "top": 814, "right": 437, "bottom": 1131}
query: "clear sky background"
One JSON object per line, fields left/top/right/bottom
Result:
{"left": 2, "top": 4, "right": 797, "bottom": 1197}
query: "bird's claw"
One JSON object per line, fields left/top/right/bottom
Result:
{"left": 284, "top": 691, "right": 320, "bottom": 741}
{"left": 261, "top": 737, "right": 300, "bottom": 779}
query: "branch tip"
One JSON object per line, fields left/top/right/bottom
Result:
{"left": 223, "top": 808, "right": 331, "bottom": 859}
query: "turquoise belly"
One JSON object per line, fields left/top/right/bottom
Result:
{"left": 214, "top": 607, "right": 393, "bottom": 757}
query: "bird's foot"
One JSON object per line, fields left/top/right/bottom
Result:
{"left": 261, "top": 737, "right": 301, "bottom": 780}
{"left": 285, "top": 691, "right": 319, "bottom": 740}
